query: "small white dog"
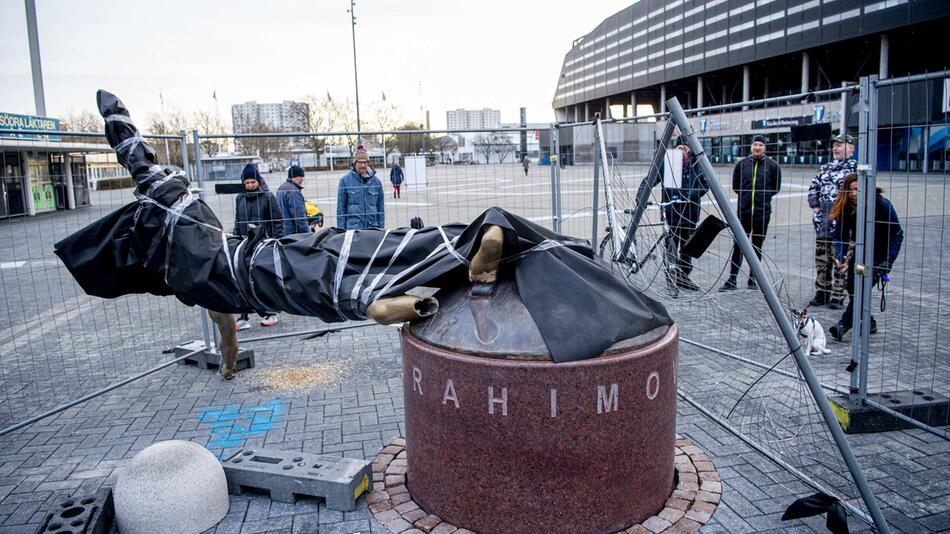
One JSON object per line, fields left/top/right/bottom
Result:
{"left": 792, "top": 306, "right": 831, "bottom": 355}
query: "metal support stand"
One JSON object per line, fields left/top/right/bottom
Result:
{"left": 591, "top": 115, "right": 602, "bottom": 250}
{"left": 189, "top": 130, "right": 214, "bottom": 352}
{"left": 852, "top": 76, "right": 878, "bottom": 402}
{"left": 666, "top": 97, "right": 891, "bottom": 534}
{"left": 593, "top": 117, "right": 622, "bottom": 255}
{"left": 549, "top": 125, "right": 561, "bottom": 232}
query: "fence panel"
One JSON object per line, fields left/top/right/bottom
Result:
{"left": 861, "top": 73, "right": 950, "bottom": 433}
{"left": 0, "top": 131, "right": 204, "bottom": 428}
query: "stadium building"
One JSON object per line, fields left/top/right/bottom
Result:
{"left": 552, "top": 0, "right": 950, "bottom": 171}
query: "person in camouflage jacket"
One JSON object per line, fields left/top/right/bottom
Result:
{"left": 807, "top": 133, "right": 856, "bottom": 308}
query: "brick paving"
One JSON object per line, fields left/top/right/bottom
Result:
{"left": 0, "top": 163, "right": 948, "bottom": 532}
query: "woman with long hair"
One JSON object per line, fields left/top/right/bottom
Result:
{"left": 827, "top": 173, "right": 904, "bottom": 341}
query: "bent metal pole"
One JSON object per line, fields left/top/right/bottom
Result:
{"left": 665, "top": 97, "right": 891, "bottom": 534}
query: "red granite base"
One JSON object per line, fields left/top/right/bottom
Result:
{"left": 367, "top": 435, "right": 720, "bottom": 534}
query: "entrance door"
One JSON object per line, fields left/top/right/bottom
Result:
{"left": 50, "top": 154, "right": 68, "bottom": 209}
{"left": 70, "top": 156, "right": 90, "bottom": 207}
{"left": 0, "top": 152, "right": 27, "bottom": 218}
{"left": 28, "top": 154, "right": 56, "bottom": 213}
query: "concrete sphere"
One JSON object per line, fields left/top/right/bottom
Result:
{"left": 115, "top": 440, "right": 230, "bottom": 534}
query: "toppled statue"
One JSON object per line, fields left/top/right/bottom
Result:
{"left": 54, "top": 90, "right": 672, "bottom": 375}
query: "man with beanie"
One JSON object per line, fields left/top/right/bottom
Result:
{"left": 235, "top": 163, "right": 283, "bottom": 328}
{"left": 337, "top": 145, "right": 385, "bottom": 229}
{"left": 720, "top": 134, "right": 782, "bottom": 291}
{"left": 278, "top": 165, "right": 310, "bottom": 236}
{"left": 807, "top": 133, "right": 856, "bottom": 309}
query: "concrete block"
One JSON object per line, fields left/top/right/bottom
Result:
{"left": 221, "top": 447, "right": 371, "bottom": 511}
{"left": 173, "top": 340, "right": 254, "bottom": 371}
{"left": 34, "top": 486, "right": 114, "bottom": 534}
{"left": 830, "top": 389, "right": 950, "bottom": 434}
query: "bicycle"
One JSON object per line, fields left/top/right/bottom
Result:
{"left": 599, "top": 198, "right": 687, "bottom": 298}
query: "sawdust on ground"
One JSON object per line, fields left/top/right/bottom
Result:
{"left": 245, "top": 361, "right": 345, "bottom": 391}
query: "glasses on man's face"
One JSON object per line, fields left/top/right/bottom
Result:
{"left": 356, "top": 160, "right": 369, "bottom": 165}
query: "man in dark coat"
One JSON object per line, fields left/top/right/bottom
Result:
{"left": 721, "top": 134, "right": 782, "bottom": 291}
{"left": 636, "top": 137, "right": 709, "bottom": 290}
{"left": 278, "top": 165, "right": 310, "bottom": 236}
{"left": 389, "top": 162, "right": 404, "bottom": 199}
{"left": 233, "top": 163, "right": 283, "bottom": 328}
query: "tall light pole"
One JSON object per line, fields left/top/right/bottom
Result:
{"left": 25, "top": 0, "right": 46, "bottom": 116}
{"left": 348, "top": 0, "right": 362, "bottom": 141}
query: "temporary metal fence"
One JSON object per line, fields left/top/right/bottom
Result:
{"left": 563, "top": 72, "right": 949, "bottom": 532}
{"left": 0, "top": 128, "right": 206, "bottom": 430}
{"left": 0, "top": 72, "right": 947, "bottom": 531}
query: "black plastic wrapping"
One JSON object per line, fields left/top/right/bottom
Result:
{"left": 54, "top": 90, "right": 673, "bottom": 363}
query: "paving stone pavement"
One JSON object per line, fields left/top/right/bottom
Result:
{"left": 1, "top": 164, "right": 949, "bottom": 533}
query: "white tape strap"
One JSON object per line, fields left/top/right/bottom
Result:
{"left": 438, "top": 225, "right": 470, "bottom": 267}
{"left": 371, "top": 229, "right": 461, "bottom": 305}
{"left": 499, "top": 239, "right": 563, "bottom": 263}
{"left": 350, "top": 229, "right": 390, "bottom": 303}
{"left": 105, "top": 114, "right": 135, "bottom": 125}
{"left": 332, "top": 231, "right": 356, "bottom": 315}
{"left": 114, "top": 135, "right": 144, "bottom": 154}
{"left": 359, "top": 229, "right": 417, "bottom": 307}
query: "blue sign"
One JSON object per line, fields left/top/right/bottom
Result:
{"left": 699, "top": 118, "right": 708, "bottom": 134}
{"left": 0, "top": 112, "right": 61, "bottom": 141}
{"left": 814, "top": 105, "right": 825, "bottom": 123}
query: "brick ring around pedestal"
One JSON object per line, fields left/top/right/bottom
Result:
{"left": 367, "top": 435, "right": 720, "bottom": 534}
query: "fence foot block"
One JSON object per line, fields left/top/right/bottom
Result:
{"left": 221, "top": 447, "right": 371, "bottom": 511}
{"left": 830, "top": 389, "right": 949, "bottom": 434}
{"left": 35, "top": 486, "right": 114, "bottom": 534}
{"left": 173, "top": 340, "right": 255, "bottom": 372}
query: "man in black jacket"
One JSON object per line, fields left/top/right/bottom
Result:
{"left": 721, "top": 134, "right": 782, "bottom": 291}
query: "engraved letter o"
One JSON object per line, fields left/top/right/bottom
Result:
{"left": 646, "top": 371, "right": 660, "bottom": 400}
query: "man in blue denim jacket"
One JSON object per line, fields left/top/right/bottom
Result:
{"left": 336, "top": 145, "right": 385, "bottom": 229}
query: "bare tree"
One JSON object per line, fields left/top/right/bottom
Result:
{"left": 193, "top": 109, "right": 230, "bottom": 157}
{"left": 491, "top": 133, "right": 516, "bottom": 163}
{"left": 473, "top": 133, "right": 494, "bottom": 164}
{"left": 431, "top": 135, "right": 458, "bottom": 163}
{"left": 392, "top": 122, "right": 432, "bottom": 158}
{"left": 62, "top": 109, "right": 101, "bottom": 132}
{"left": 239, "top": 120, "right": 291, "bottom": 162}
{"left": 145, "top": 110, "right": 191, "bottom": 167}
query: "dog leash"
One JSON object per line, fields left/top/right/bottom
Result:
{"left": 876, "top": 273, "right": 889, "bottom": 312}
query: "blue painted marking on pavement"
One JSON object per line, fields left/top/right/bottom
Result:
{"left": 198, "top": 400, "right": 285, "bottom": 455}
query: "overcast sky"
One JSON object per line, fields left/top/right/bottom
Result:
{"left": 0, "top": 0, "right": 633, "bottom": 130}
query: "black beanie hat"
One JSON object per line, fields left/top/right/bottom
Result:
{"left": 752, "top": 134, "right": 768, "bottom": 145}
{"left": 241, "top": 163, "right": 261, "bottom": 181}
{"left": 288, "top": 165, "right": 305, "bottom": 179}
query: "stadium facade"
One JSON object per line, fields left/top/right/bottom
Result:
{"left": 552, "top": 0, "right": 950, "bottom": 171}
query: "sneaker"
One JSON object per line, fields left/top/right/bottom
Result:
{"left": 809, "top": 292, "right": 829, "bottom": 307}
{"left": 260, "top": 314, "right": 279, "bottom": 327}
{"left": 828, "top": 299, "right": 844, "bottom": 310}
{"left": 235, "top": 319, "right": 251, "bottom": 331}
{"left": 828, "top": 322, "right": 848, "bottom": 342}
{"left": 719, "top": 280, "right": 737, "bottom": 292}
{"left": 747, "top": 278, "right": 758, "bottom": 290}
{"left": 869, "top": 317, "right": 878, "bottom": 335}
{"left": 675, "top": 275, "right": 700, "bottom": 291}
